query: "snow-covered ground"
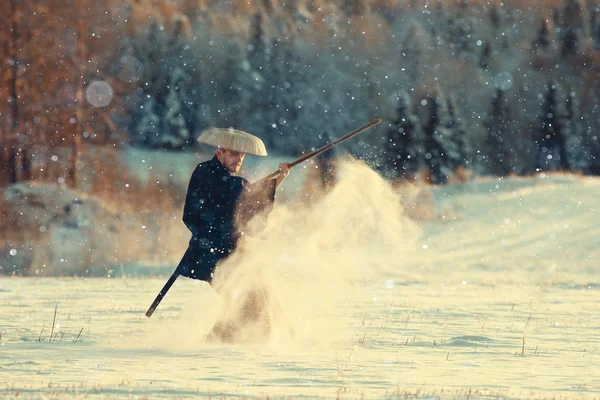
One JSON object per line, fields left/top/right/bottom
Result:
{"left": 1, "top": 162, "right": 598, "bottom": 399}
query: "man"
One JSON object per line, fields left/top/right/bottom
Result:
{"left": 177, "top": 127, "right": 290, "bottom": 284}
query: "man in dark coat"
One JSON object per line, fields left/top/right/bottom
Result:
{"left": 176, "top": 128, "right": 290, "bottom": 284}
{"left": 144, "top": 128, "right": 289, "bottom": 319}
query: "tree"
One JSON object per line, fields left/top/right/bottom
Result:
{"left": 562, "top": 0, "right": 588, "bottom": 38}
{"left": 68, "top": 0, "right": 86, "bottom": 188}
{"left": 531, "top": 17, "right": 553, "bottom": 52}
{"left": 591, "top": 7, "right": 600, "bottom": 49}
{"left": 218, "top": 41, "right": 251, "bottom": 129}
{"left": 134, "top": 95, "right": 162, "bottom": 146}
{"left": 1, "top": 0, "right": 22, "bottom": 184}
{"left": 446, "top": 94, "right": 468, "bottom": 172}
{"left": 163, "top": 68, "right": 191, "bottom": 149}
{"left": 488, "top": 3, "right": 504, "bottom": 33}
{"left": 423, "top": 89, "right": 453, "bottom": 184}
{"left": 560, "top": 0, "right": 587, "bottom": 57}
{"left": 248, "top": 11, "right": 269, "bottom": 74}
{"left": 479, "top": 42, "right": 492, "bottom": 70}
{"left": 536, "top": 81, "right": 569, "bottom": 171}
{"left": 484, "top": 88, "right": 512, "bottom": 176}
{"left": 244, "top": 11, "right": 272, "bottom": 143}
{"left": 400, "top": 23, "right": 428, "bottom": 87}
{"left": 561, "top": 27, "right": 580, "bottom": 57}
{"left": 564, "top": 90, "right": 588, "bottom": 171}
{"left": 383, "top": 91, "right": 421, "bottom": 181}
{"left": 447, "top": 10, "right": 475, "bottom": 59}
{"left": 127, "top": 21, "right": 198, "bottom": 150}
{"left": 0, "top": 0, "right": 127, "bottom": 187}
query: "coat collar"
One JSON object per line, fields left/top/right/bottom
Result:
{"left": 210, "top": 155, "right": 233, "bottom": 176}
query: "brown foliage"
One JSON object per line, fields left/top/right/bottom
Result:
{"left": 123, "top": 0, "right": 192, "bottom": 38}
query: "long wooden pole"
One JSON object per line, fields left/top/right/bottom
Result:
{"left": 258, "top": 119, "right": 381, "bottom": 182}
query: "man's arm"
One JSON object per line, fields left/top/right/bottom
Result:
{"left": 275, "top": 162, "right": 290, "bottom": 189}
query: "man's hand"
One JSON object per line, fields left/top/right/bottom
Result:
{"left": 275, "top": 162, "right": 290, "bottom": 188}
{"left": 278, "top": 162, "right": 290, "bottom": 179}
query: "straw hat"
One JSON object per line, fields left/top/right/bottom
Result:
{"left": 196, "top": 127, "right": 268, "bottom": 156}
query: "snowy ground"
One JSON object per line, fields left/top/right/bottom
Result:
{"left": 1, "top": 164, "right": 599, "bottom": 399}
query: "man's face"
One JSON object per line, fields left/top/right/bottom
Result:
{"left": 216, "top": 149, "right": 246, "bottom": 173}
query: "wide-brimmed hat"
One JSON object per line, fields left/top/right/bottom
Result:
{"left": 196, "top": 127, "right": 268, "bottom": 156}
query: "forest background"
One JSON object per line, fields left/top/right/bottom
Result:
{"left": 1, "top": 0, "right": 599, "bottom": 275}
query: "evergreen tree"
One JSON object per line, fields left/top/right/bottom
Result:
{"left": 561, "top": 27, "right": 579, "bottom": 56}
{"left": 560, "top": 0, "right": 587, "bottom": 56}
{"left": 488, "top": 3, "right": 503, "bottom": 32}
{"left": 244, "top": 11, "right": 271, "bottom": 142}
{"left": 401, "top": 23, "right": 426, "bottom": 87}
{"left": 564, "top": 90, "right": 587, "bottom": 171}
{"left": 262, "top": 39, "right": 289, "bottom": 152}
{"left": 248, "top": 11, "right": 269, "bottom": 74}
{"left": 536, "top": 81, "right": 569, "bottom": 171}
{"left": 479, "top": 42, "right": 492, "bottom": 71}
{"left": 384, "top": 91, "right": 421, "bottom": 181}
{"left": 531, "top": 17, "right": 553, "bottom": 51}
{"left": 446, "top": 95, "right": 468, "bottom": 171}
{"left": 484, "top": 88, "right": 511, "bottom": 176}
{"left": 591, "top": 7, "right": 600, "bottom": 49}
{"left": 135, "top": 95, "right": 162, "bottom": 147}
{"left": 423, "top": 89, "right": 453, "bottom": 184}
{"left": 588, "top": 131, "right": 600, "bottom": 174}
{"left": 562, "top": 0, "right": 588, "bottom": 37}
{"left": 163, "top": 67, "right": 191, "bottom": 149}
{"left": 447, "top": 11, "right": 475, "bottom": 59}
{"left": 220, "top": 41, "right": 251, "bottom": 128}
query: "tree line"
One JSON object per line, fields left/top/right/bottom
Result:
{"left": 1, "top": 0, "right": 600, "bottom": 190}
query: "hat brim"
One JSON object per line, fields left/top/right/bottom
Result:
{"left": 196, "top": 128, "right": 268, "bottom": 156}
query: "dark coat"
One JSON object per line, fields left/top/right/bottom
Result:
{"left": 176, "top": 156, "right": 275, "bottom": 282}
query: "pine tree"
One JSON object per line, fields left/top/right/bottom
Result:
{"left": 244, "top": 11, "right": 271, "bottom": 142}
{"left": 135, "top": 95, "right": 162, "bottom": 147}
{"left": 262, "top": 39, "right": 288, "bottom": 152}
{"left": 536, "top": 81, "right": 569, "bottom": 171}
{"left": 448, "top": 11, "right": 475, "bottom": 59}
{"left": 560, "top": 0, "right": 587, "bottom": 56}
{"left": 401, "top": 23, "right": 427, "bottom": 87}
{"left": 479, "top": 42, "right": 492, "bottom": 70}
{"left": 592, "top": 8, "right": 600, "bottom": 49}
{"left": 564, "top": 90, "right": 587, "bottom": 171}
{"left": 248, "top": 11, "right": 269, "bottom": 74}
{"left": 423, "top": 89, "right": 453, "bottom": 184}
{"left": 163, "top": 68, "right": 191, "bottom": 149}
{"left": 562, "top": 0, "right": 588, "bottom": 37}
{"left": 561, "top": 28, "right": 579, "bottom": 56}
{"left": 220, "top": 41, "right": 251, "bottom": 128}
{"left": 484, "top": 88, "right": 511, "bottom": 176}
{"left": 488, "top": 3, "right": 503, "bottom": 32}
{"left": 446, "top": 95, "right": 468, "bottom": 171}
{"left": 588, "top": 131, "right": 600, "bottom": 174}
{"left": 384, "top": 91, "right": 421, "bottom": 181}
{"left": 531, "top": 18, "right": 553, "bottom": 51}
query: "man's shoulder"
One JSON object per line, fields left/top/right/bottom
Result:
{"left": 196, "top": 158, "right": 214, "bottom": 168}
{"left": 192, "top": 158, "right": 216, "bottom": 173}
